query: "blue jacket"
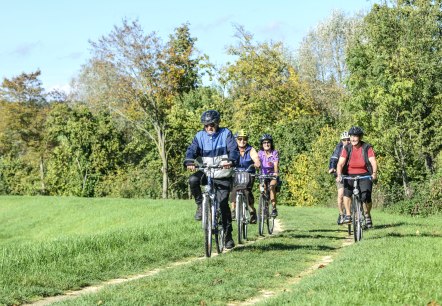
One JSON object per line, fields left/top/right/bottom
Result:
{"left": 185, "top": 127, "right": 239, "bottom": 178}
{"left": 329, "top": 142, "right": 343, "bottom": 170}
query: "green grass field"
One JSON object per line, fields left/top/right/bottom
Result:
{"left": 0, "top": 196, "right": 440, "bottom": 305}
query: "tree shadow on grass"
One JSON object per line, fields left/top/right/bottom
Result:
{"left": 278, "top": 230, "right": 347, "bottom": 240}
{"left": 307, "top": 228, "right": 349, "bottom": 233}
{"left": 234, "top": 242, "right": 338, "bottom": 253}
{"left": 372, "top": 222, "right": 409, "bottom": 229}
{"left": 379, "top": 232, "right": 442, "bottom": 238}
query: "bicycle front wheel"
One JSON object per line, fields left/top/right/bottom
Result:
{"left": 203, "top": 198, "right": 212, "bottom": 257}
{"left": 215, "top": 207, "right": 225, "bottom": 254}
{"left": 258, "top": 195, "right": 266, "bottom": 236}
{"left": 236, "top": 193, "right": 244, "bottom": 244}
{"left": 242, "top": 201, "right": 250, "bottom": 241}
{"left": 352, "top": 196, "right": 363, "bottom": 242}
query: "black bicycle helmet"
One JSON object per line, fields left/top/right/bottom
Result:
{"left": 260, "top": 133, "right": 273, "bottom": 143}
{"left": 200, "top": 110, "right": 220, "bottom": 125}
{"left": 348, "top": 126, "right": 364, "bottom": 136}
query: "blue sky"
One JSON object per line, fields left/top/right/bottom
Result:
{"left": 1, "top": 0, "right": 375, "bottom": 92}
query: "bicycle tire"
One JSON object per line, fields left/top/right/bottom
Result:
{"left": 215, "top": 207, "right": 224, "bottom": 254}
{"left": 203, "top": 198, "right": 212, "bottom": 257}
{"left": 352, "top": 196, "right": 363, "bottom": 242}
{"left": 236, "top": 193, "right": 244, "bottom": 244}
{"left": 243, "top": 202, "right": 250, "bottom": 241}
{"left": 258, "top": 195, "right": 265, "bottom": 236}
{"left": 268, "top": 213, "right": 274, "bottom": 235}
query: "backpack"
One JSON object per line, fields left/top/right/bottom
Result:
{"left": 342, "top": 141, "right": 373, "bottom": 174}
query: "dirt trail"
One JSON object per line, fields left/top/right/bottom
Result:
{"left": 227, "top": 232, "right": 354, "bottom": 306}
{"left": 26, "top": 219, "right": 350, "bottom": 306}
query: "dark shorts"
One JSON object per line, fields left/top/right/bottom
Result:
{"left": 343, "top": 174, "right": 373, "bottom": 203}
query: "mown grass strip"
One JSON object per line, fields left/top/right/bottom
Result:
{"left": 51, "top": 206, "right": 346, "bottom": 305}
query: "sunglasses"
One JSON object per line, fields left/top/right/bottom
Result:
{"left": 237, "top": 137, "right": 248, "bottom": 141}
{"left": 262, "top": 141, "right": 271, "bottom": 144}
{"left": 204, "top": 123, "right": 215, "bottom": 128}
{"left": 342, "top": 138, "right": 350, "bottom": 141}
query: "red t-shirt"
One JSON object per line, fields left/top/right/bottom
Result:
{"left": 340, "top": 145, "right": 374, "bottom": 174}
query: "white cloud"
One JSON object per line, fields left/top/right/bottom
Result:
{"left": 11, "top": 41, "right": 41, "bottom": 57}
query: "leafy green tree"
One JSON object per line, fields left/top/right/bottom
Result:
{"left": 44, "top": 103, "right": 127, "bottom": 196}
{"left": 73, "top": 20, "right": 207, "bottom": 198}
{"left": 221, "top": 25, "right": 317, "bottom": 135}
{"left": 0, "top": 70, "right": 46, "bottom": 104}
{"left": 0, "top": 71, "right": 48, "bottom": 194}
{"left": 346, "top": 0, "right": 442, "bottom": 198}
{"left": 297, "top": 10, "right": 363, "bottom": 119}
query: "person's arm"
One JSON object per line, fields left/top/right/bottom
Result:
{"left": 226, "top": 130, "right": 240, "bottom": 168}
{"left": 273, "top": 161, "right": 279, "bottom": 176}
{"left": 369, "top": 156, "right": 377, "bottom": 180}
{"left": 335, "top": 156, "right": 346, "bottom": 182}
{"left": 273, "top": 150, "right": 279, "bottom": 176}
{"left": 329, "top": 143, "right": 341, "bottom": 172}
{"left": 250, "top": 147, "right": 261, "bottom": 168}
{"left": 184, "top": 134, "right": 200, "bottom": 171}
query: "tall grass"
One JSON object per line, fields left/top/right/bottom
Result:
{"left": 0, "top": 196, "right": 203, "bottom": 305}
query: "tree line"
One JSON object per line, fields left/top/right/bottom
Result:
{"left": 1, "top": 0, "right": 441, "bottom": 216}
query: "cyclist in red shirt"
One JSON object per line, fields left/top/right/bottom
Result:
{"left": 336, "top": 126, "right": 378, "bottom": 227}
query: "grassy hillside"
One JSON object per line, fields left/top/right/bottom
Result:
{"left": 0, "top": 196, "right": 440, "bottom": 305}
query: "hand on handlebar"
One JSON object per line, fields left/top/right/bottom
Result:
{"left": 221, "top": 161, "right": 232, "bottom": 169}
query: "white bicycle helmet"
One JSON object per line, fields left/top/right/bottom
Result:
{"left": 340, "top": 131, "right": 350, "bottom": 139}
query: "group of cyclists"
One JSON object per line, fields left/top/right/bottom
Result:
{"left": 184, "top": 110, "right": 280, "bottom": 249}
{"left": 184, "top": 109, "right": 378, "bottom": 250}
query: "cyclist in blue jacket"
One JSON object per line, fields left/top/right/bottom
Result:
{"left": 328, "top": 131, "right": 350, "bottom": 225}
{"left": 184, "top": 110, "right": 240, "bottom": 249}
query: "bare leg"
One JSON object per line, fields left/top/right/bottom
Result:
{"left": 343, "top": 196, "right": 351, "bottom": 217}
{"left": 337, "top": 187, "right": 344, "bottom": 215}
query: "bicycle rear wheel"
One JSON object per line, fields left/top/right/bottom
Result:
{"left": 203, "top": 198, "right": 212, "bottom": 257}
{"left": 236, "top": 193, "right": 244, "bottom": 244}
{"left": 215, "top": 207, "right": 224, "bottom": 254}
{"left": 352, "top": 196, "right": 363, "bottom": 242}
{"left": 268, "top": 212, "right": 274, "bottom": 235}
{"left": 258, "top": 195, "right": 266, "bottom": 236}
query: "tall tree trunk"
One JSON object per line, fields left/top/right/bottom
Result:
{"left": 39, "top": 156, "right": 46, "bottom": 194}
{"left": 394, "top": 135, "right": 411, "bottom": 198}
{"left": 157, "top": 126, "right": 168, "bottom": 199}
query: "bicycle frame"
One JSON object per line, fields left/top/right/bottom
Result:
{"left": 233, "top": 165, "right": 255, "bottom": 244}
{"left": 185, "top": 158, "right": 225, "bottom": 257}
{"left": 257, "top": 173, "right": 277, "bottom": 236}
{"left": 341, "top": 175, "right": 372, "bottom": 242}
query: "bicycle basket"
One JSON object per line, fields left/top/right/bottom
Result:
{"left": 233, "top": 172, "right": 252, "bottom": 189}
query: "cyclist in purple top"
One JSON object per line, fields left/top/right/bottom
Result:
{"left": 257, "top": 134, "right": 280, "bottom": 217}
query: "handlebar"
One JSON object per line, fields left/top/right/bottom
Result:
{"left": 233, "top": 164, "right": 255, "bottom": 172}
{"left": 341, "top": 175, "right": 372, "bottom": 181}
{"left": 257, "top": 173, "right": 278, "bottom": 180}
{"left": 184, "top": 158, "right": 228, "bottom": 169}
